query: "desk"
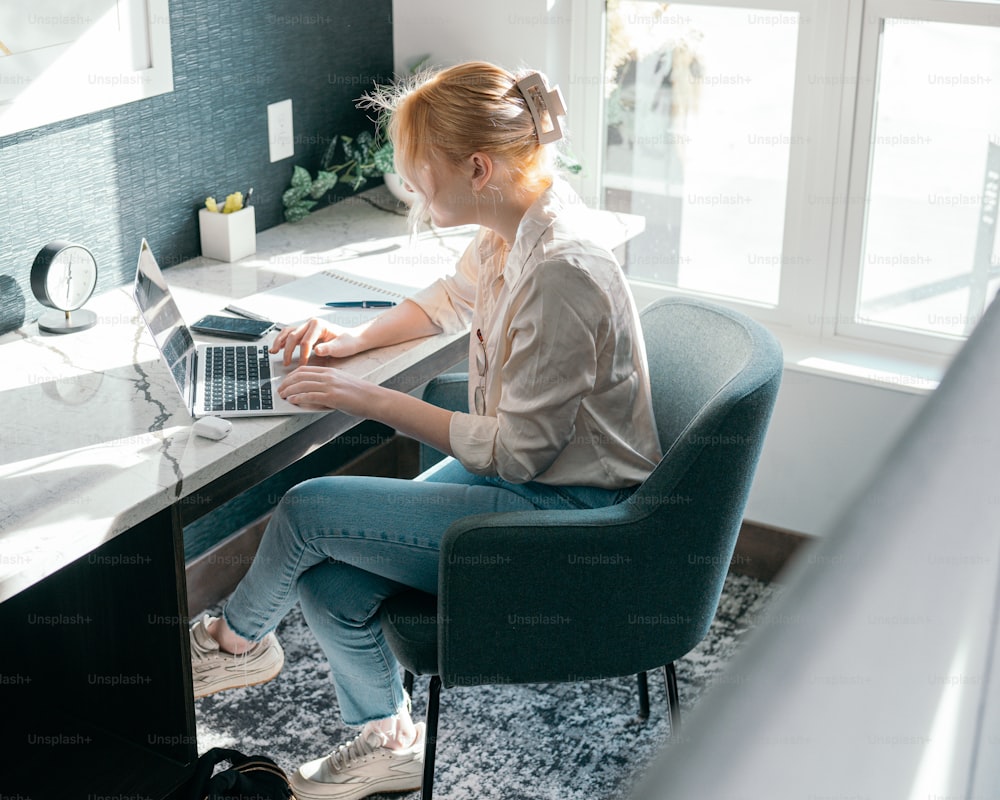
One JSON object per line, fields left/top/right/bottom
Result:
{"left": 0, "top": 186, "right": 642, "bottom": 797}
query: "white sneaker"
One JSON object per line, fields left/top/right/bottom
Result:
{"left": 189, "top": 615, "right": 284, "bottom": 699}
{"left": 290, "top": 722, "right": 426, "bottom": 800}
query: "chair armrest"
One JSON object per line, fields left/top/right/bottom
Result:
{"left": 436, "top": 502, "right": 715, "bottom": 687}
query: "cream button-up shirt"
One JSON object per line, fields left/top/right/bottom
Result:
{"left": 410, "top": 179, "right": 662, "bottom": 488}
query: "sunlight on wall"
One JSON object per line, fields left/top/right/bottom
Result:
{"left": 0, "top": 0, "right": 171, "bottom": 136}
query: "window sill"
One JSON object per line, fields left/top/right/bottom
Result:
{"left": 627, "top": 279, "right": 945, "bottom": 396}
{"left": 776, "top": 331, "right": 941, "bottom": 395}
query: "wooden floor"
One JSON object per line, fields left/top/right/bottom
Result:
{"left": 186, "top": 435, "right": 807, "bottom": 614}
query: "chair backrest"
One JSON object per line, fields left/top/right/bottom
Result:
{"left": 640, "top": 297, "right": 779, "bottom": 454}
{"left": 626, "top": 296, "right": 783, "bottom": 661}
{"left": 435, "top": 297, "right": 783, "bottom": 685}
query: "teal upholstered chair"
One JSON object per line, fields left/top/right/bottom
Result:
{"left": 380, "top": 296, "right": 783, "bottom": 799}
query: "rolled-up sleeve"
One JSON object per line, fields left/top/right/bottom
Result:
{"left": 407, "top": 232, "right": 480, "bottom": 334}
{"left": 450, "top": 260, "right": 606, "bottom": 483}
{"left": 448, "top": 413, "right": 500, "bottom": 474}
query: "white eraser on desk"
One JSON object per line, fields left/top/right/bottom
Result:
{"left": 192, "top": 416, "right": 233, "bottom": 440}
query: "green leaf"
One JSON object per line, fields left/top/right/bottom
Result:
{"left": 290, "top": 165, "right": 312, "bottom": 191}
{"left": 556, "top": 150, "right": 584, "bottom": 175}
{"left": 340, "top": 134, "right": 354, "bottom": 151}
{"left": 357, "top": 140, "right": 380, "bottom": 176}
{"left": 284, "top": 200, "right": 317, "bottom": 223}
{"left": 342, "top": 143, "right": 363, "bottom": 169}
{"left": 320, "top": 137, "right": 341, "bottom": 171}
{"left": 373, "top": 143, "right": 395, "bottom": 174}
{"left": 309, "top": 170, "right": 338, "bottom": 199}
{"left": 408, "top": 53, "right": 432, "bottom": 75}
{"left": 355, "top": 130, "right": 375, "bottom": 155}
{"left": 282, "top": 185, "right": 308, "bottom": 207}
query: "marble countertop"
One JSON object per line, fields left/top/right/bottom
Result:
{"left": 0, "top": 186, "right": 643, "bottom": 602}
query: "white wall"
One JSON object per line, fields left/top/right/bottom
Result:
{"left": 391, "top": 0, "right": 932, "bottom": 537}
{"left": 393, "top": 0, "right": 563, "bottom": 78}
{"left": 746, "top": 370, "right": 926, "bottom": 534}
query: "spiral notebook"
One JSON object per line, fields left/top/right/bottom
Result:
{"left": 225, "top": 268, "right": 416, "bottom": 328}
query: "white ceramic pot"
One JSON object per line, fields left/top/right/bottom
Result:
{"left": 383, "top": 172, "right": 417, "bottom": 205}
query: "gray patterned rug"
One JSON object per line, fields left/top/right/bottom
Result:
{"left": 195, "top": 573, "right": 778, "bottom": 799}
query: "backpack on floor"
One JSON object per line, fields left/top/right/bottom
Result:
{"left": 185, "top": 747, "right": 293, "bottom": 800}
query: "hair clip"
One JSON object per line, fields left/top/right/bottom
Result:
{"left": 515, "top": 73, "right": 567, "bottom": 144}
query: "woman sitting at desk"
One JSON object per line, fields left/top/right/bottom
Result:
{"left": 189, "top": 60, "right": 661, "bottom": 800}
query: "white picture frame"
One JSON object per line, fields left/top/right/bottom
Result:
{"left": 0, "top": 0, "right": 173, "bottom": 137}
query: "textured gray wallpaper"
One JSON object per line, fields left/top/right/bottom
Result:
{"left": 0, "top": 0, "right": 393, "bottom": 333}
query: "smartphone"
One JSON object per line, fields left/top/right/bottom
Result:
{"left": 190, "top": 314, "right": 274, "bottom": 340}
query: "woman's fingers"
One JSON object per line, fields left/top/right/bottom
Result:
{"left": 278, "top": 367, "right": 335, "bottom": 405}
{"left": 314, "top": 330, "right": 362, "bottom": 359}
{"left": 269, "top": 319, "right": 339, "bottom": 365}
{"left": 282, "top": 392, "right": 329, "bottom": 410}
{"left": 277, "top": 366, "right": 372, "bottom": 414}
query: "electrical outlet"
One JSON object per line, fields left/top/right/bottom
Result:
{"left": 267, "top": 99, "right": 294, "bottom": 162}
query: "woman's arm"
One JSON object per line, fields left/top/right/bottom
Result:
{"left": 273, "top": 233, "right": 482, "bottom": 365}
{"left": 273, "top": 234, "right": 483, "bottom": 450}
{"left": 271, "top": 298, "right": 442, "bottom": 365}
{"left": 276, "top": 366, "right": 455, "bottom": 456}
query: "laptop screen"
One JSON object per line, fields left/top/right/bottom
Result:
{"left": 133, "top": 239, "right": 196, "bottom": 410}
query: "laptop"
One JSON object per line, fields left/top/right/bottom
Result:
{"left": 132, "top": 239, "right": 314, "bottom": 418}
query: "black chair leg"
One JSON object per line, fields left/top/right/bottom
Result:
{"left": 421, "top": 674, "right": 442, "bottom": 800}
{"left": 404, "top": 669, "right": 414, "bottom": 700}
{"left": 663, "top": 662, "right": 681, "bottom": 735}
{"left": 636, "top": 672, "right": 650, "bottom": 719}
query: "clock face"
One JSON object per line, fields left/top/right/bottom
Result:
{"left": 33, "top": 243, "right": 98, "bottom": 311}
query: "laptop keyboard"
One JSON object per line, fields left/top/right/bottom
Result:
{"left": 203, "top": 345, "right": 275, "bottom": 412}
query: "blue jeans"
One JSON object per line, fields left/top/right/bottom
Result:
{"left": 223, "top": 458, "right": 634, "bottom": 726}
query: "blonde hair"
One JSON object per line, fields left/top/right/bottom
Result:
{"left": 360, "top": 61, "right": 564, "bottom": 227}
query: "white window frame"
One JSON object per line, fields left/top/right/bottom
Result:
{"left": 569, "top": 0, "right": 1000, "bottom": 381}
{"left": 835, "top": 0, "right": 1000, "bottom": 357}
{"left": 0, "top": 0, "right": 174, "bottom": 137}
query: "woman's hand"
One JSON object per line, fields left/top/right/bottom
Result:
{"left": 271, "top": 301, "right": 443, "bottom": 366}
{"left": 270, "top": 318, "right": 365, "bottom": 366}
{"left": 277, "top": 365, "right": 372, "bottom": 414}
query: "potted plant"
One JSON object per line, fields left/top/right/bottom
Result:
{"left": 282, "top": 57, "right": 435, "bottom": 222}
{"left": 282, "top": 130, "right": 399, "bottom": 222}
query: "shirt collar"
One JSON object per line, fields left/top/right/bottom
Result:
{"left": 476, "top": 178, "right": 583, "bottom": 287}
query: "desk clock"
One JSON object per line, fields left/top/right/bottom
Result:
{"left": 31, "top": 240, "right": 99, "bottom": 334}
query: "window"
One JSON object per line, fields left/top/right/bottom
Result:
{"left": 574, "top": 0, "right": 1000, "bottom": 364}
{"left": 840, "top": 1, "right": 1000, "bottom": 350}
{"left": 0, "top": 0, "right": 174, "bottom": 136}
{"left": 603, "top": 1, "right": 799, "bottom": 306}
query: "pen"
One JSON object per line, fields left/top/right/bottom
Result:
{"left": 325, "top": 300, "right": 397, "bottom": 309}
{"left": 244, "top": 187, "right": 254, "bottom": 208}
